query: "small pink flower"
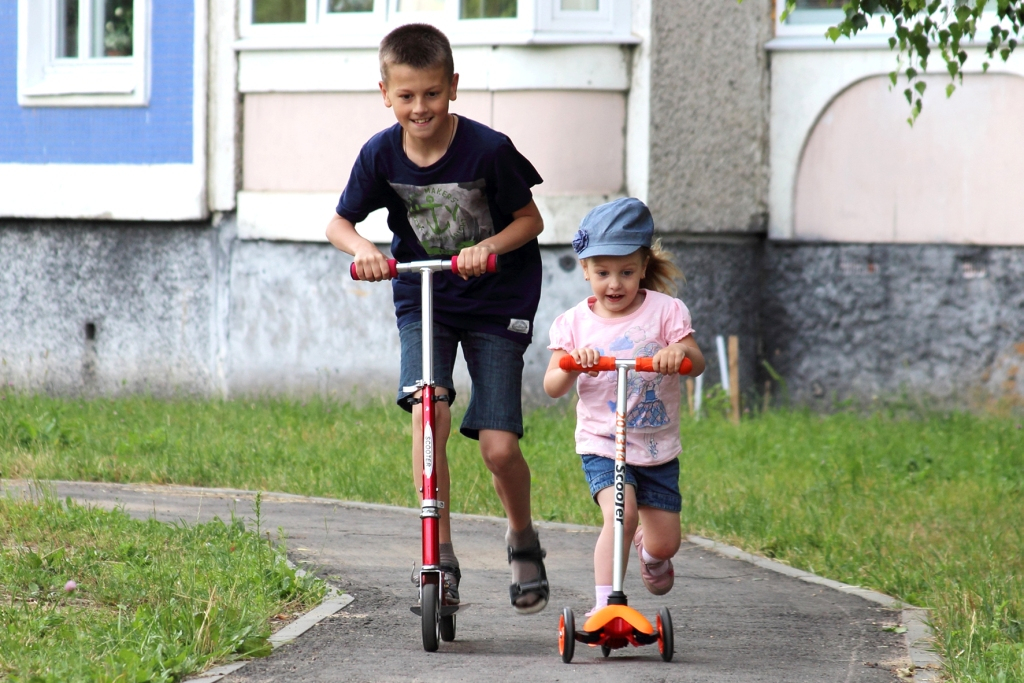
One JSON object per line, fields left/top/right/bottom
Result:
{"left": 64, "top": 580, "right": 77, "bottom": 592}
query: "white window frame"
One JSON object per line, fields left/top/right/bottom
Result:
{"left": 238, "top": 0, "right": 631, "bottom": 45}
{"left": 18, "top": 0, "right": 151, "bottom": 107}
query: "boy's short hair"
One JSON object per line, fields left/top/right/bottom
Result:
{"left": 379, "top": 24, "right": 455, "bottom": 84}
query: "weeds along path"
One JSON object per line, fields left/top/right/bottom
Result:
{"left": 4, "top": 480, "right": 910, "bottom": 683}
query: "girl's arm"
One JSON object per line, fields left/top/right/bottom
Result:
{"left": 543, "top": 347, "right": 602, "bottom": 398}
{"left": 651, "top": 334, "right": 706, "bottom": 377}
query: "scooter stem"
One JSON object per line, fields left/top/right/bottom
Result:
{"left": 609, "top": 363, "right": 629, "bottom": 604}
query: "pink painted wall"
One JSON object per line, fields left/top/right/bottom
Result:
{"left": 794, "top": 74, "right": 1024, "bottom": 245}
{"left": 243, "top": 90, "right": 624, "bottom": 195}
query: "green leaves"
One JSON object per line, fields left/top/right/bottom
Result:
{"left": 814, "top": 0, "right": 1024, "bottom": 122}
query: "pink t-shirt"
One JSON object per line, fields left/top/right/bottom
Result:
{"left": 548, "top": 290, "right": 694, "bottom": 466}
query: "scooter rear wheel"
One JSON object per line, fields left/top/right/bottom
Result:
{"left": 421, "top": 582, "right": 440, "bottom": 652}
{"left": 601, "top": 644, "right": 612, "bottom": 657}
{"left": 559, "top": 607, "right": 575, "bottom": 663}
{"left": 657, "top": 607, "right": 674, "bottom": 662}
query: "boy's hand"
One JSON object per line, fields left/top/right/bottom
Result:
{"left": 352, "top": 245, "right": 391, "bottom": 282}
{"left": 570, "top": 348, "right": 601, "bottom": 377}
{"left": 651, "top": 344, "right": 687, "bottom": 375}
{"left": 454, "top": 244, "right": 496, "bottom": 280}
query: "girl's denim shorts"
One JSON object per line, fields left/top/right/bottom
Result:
{"left": 580, "top": 454, "right": 681, "bottom": 513}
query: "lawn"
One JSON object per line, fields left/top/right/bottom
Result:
{"left": 1, "top": 392, "right": 1022, "bottom": 682}
{"left": 0, "top": 489, "right": 325, "bottom": 682}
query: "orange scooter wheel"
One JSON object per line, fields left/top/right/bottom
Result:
{"left": 559, "top": 607, "right": 575, "bottom": 663}
{"left": 657, "top": 607, "right": 674, "bottom": 662}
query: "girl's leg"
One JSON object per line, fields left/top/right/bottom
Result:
{"left": 593, "top": 485, "right": 638, "bottom": 603}
{"left": 634, "top": 506, "right": 681, "bottom": 595}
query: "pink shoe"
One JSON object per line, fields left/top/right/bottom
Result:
{"left": 633, "top": 526, "right": 674, "bottom": 595}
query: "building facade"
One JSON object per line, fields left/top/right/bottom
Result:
{"left": 1, "top": 0, "right": 1022, "bottom": 407}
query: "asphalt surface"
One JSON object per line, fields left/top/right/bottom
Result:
{"left": 5, "top": 481, "right": 910, "bottom": 682}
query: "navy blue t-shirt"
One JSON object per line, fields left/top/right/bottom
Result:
{"left": 336, "top": 116, "right": 543, "bottom": 343}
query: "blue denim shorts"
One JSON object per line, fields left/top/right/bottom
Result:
{"left": 398, "top": 320, "right": 528, "bottom": 440}
{"left": 580, "top": 454, "right": 681, "bottom": 513}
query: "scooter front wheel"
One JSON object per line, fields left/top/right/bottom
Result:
{"left": 657, "top": 607, "right": 674, "bottom": 662}
{"left": 559, "top": 607, "right": 575, "bottom": 663}
{"left": 421, "top": 582, "right": 440, "bottom": 652}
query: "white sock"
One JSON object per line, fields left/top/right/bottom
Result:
{"left": 594, "top": 584, "right": 612, "bottom": 610}
{"left": 641, "top": 547, "right": 672, "bottom": 576}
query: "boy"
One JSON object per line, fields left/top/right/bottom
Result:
{"left": 325, "top": 23, "right": 549, "bottom": 614}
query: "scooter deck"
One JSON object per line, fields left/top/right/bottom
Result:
{"left": 410, "top": 604, "right": 465, "bottom": 617}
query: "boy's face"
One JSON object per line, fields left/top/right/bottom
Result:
{"left": 379, "top": 65, "right": 459, "bottom": 146}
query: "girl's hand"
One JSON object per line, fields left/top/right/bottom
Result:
{"left": 455, "top": 244, "right": 496, "bottom": 280}
{"left": 352, "top": 245, "right": 392, "bottom": 282}
{"left": 651, "top": 344, "right": 687, "bottom": 375}
{"left": 570, "top": 348, "right": 602, "bottom": 377}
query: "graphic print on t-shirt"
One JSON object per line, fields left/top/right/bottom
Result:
{"left": 389, "top": 179, "right": 494, "bottom": 255}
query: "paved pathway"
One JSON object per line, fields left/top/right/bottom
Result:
{"left": 5, "top": 481, "right": 916, "bottom": 682}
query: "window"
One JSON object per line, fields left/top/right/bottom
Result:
{"left": 18, "top": 0, "right": 149, "bottom": 106}
{"left": 243, "top": 0, "right": 631, "bottom": 43}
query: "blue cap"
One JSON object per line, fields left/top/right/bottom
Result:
{"left": 572, "top": 197, "right": 653, "bottom": 259}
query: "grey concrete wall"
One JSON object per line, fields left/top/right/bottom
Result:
{"left": 4, "top": 219, "right": 1022, "bottom": 410}
{"left": 0, "top": 220, "right": 219, "bottom": 396}
{"left": 647, "top": 0, "right": 772, "bottom": 233}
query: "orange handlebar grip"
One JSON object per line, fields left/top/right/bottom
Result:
{"left": 635, "top": 357, "right": 693, "bottom": 374}
{"left": 558, "top": 356, "right": 617, "bottom": 372}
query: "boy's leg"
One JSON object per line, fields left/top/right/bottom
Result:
{"left": 460, "top": 330, "right": 549, "bottom": 613}
{"left": 398, "top": 321, "right": 460, "bottom": 602}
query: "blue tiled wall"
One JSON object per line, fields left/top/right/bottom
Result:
{"left": 0, "top": 2, "right": 194, "bottom": 164}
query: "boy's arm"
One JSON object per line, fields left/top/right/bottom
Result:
{"left": 454, "top": 200, "right": 544, "bottom": 279}
{"left": 326, "top": 212, "right": 391, "bottom": 282}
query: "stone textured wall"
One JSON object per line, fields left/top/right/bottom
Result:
{"left": 761, "top": 243, "right": 1024, "bottom": 407}
{"left": 647, "top": 0, "right": 772, "bottom": 233}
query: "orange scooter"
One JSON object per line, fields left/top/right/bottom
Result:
{"left": 556, "top": 354, "right": 692, "bottom": 663}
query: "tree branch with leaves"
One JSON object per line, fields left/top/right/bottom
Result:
{"left": 780, "top": 0, "right": 1023, "bottom": 123}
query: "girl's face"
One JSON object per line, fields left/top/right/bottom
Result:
{"left": 582, "top": 251, "right": 648, "bottom": 318}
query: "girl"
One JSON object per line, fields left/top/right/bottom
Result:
{"left": 543, "top": 197, "right": 705, "bottom": 615}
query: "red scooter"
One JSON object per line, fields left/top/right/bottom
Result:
{"left": 350, "top": 253, "right": 498, "bottom": 652}
{"left": 556, "top": 355, "right": 692, "bottom": 663}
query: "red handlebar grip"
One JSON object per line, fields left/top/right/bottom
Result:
{"left": 560, "top": 355, "right": 693, "bottom": 374}
{"left": 450, "top": 253, "right": 500, "bottom": 277}
{"left": 349, "top": 259, "right": 398, "bottom": 280}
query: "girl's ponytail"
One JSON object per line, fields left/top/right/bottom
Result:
{"left": 639, "top": 239, "right": 683, "bottom": 296}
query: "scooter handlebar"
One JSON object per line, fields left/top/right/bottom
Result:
{"left": 559, "top": 355, "right": 693, "bottom": 375}
{"left": 349, "top": 254, "right": 498, "bottom": 280}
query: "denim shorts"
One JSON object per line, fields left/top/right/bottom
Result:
{"left": 580, "top": 454, "right": 681, "bottom": 513}
{"left": 398, "top": 320, "right": 528, "bottom": 440}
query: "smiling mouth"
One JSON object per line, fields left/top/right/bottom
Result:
{"left": 411, "top": 116, "right": 433, "bottom": 125}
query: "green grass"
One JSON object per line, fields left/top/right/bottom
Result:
{"left": 1, "top": 392, "right": 1022, "bottom": 681}
{"left": 0, "top": 489, "right": 325, "bottom": 682}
